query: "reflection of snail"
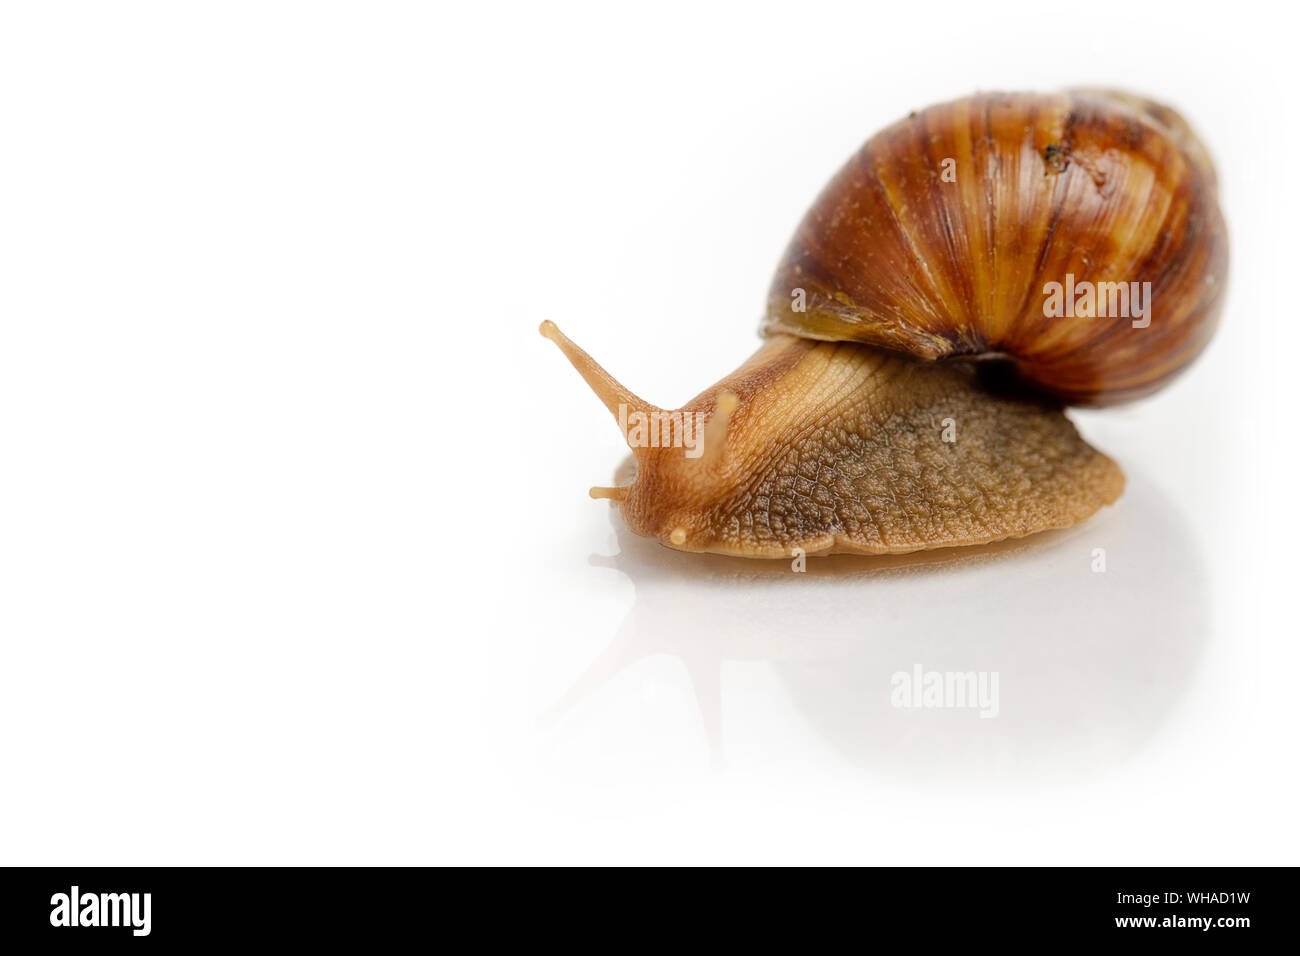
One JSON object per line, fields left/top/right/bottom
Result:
{"left": 544, "top": 470, "right": 1207, "bottom": 775}
{"left": 542, "top": 91, "right": 1227, "bottom": 558}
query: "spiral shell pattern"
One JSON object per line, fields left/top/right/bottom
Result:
{"left": 763, "top": 90, "right": 1227, "bottom": 405}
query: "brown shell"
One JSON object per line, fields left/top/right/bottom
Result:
{"left": 763, "top": 90, "right": 1228, "bottom": 405}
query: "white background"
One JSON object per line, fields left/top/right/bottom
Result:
{"left": 1, "top": 1, "right": 1295, "bottom": 865}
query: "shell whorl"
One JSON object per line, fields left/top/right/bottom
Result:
{"left": 763, "top": 90, "right": 1228, "bottom": 405}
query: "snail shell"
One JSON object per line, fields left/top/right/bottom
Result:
{"left": 763, "top": 90, "right": 1227, "bottom": 405}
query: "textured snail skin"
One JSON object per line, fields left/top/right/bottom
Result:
{"left": 541, "top": 323, "right": 1122, "bottom": 556}
{"left": 764, "top": 91, "right": 1227, "bottom": 405}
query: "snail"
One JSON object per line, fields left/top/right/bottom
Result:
{"left": 541, "top": 90, "right": 1227, "bottom": 558}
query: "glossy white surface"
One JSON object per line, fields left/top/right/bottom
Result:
{"left": 1, "top": 1, "right": 1295, "bottom": 864}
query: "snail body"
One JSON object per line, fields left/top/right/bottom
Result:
{"left": 542, "top": 90, "right": 1227, "bottom": 558}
